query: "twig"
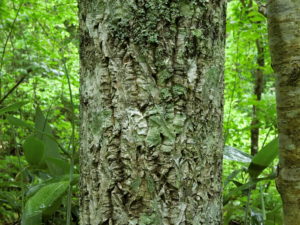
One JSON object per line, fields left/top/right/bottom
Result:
{"left": 0, "top": 71, "right": 30, "bottom": 105}
{"left": 0, "top": 1, "right": 24, "bottom": 97}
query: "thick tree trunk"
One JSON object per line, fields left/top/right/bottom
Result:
{"left": 267, "top": 1, "right": 300, "bottom": 224}
{"left": 79, "top": 1, "right": 226, "bottom": 224}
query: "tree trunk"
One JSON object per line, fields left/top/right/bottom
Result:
{"left": 251, "top": 38, "right": 264, "bottom": 156}
{"left": 267, "top": 1, "right": 300, "bottom": 224}
{"left": 78, "top": 1, "right": 226, "bottom": 224}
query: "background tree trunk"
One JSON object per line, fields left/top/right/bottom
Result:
{"left": 267, "top": 1, "right": 300, "bottom": 224}
{"left": 250, "top": 39, "right": 264, "bottom": 156}
{"left": 79, "top": 1, "right": 226, "bottom": 224}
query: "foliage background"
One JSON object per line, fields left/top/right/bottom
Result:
{"left": 0, "top": 0, "right": 281, "bottom": 224}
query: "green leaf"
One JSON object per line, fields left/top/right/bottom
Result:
{"left": 7, "top": 116, "right": 33, "bottom": 129}
{"left": 248, "top": 138, "right": 278, "bottom": 179}
{"left": 34, "top": 108, "right": 60, "bottom": 159}
{"left": 247, "top": 10, "right": 265, "bottom": 22}
{"left": 46, "top": 157, "right": 70, "bottom": 176}
{"left": 0, "top": 102, "right": 28, "bottom": 115}
{"left": 21, "top": 181, "right": 69, "bottom": 225}
{"left": 23, "top": 136, "right": 45, "bottom": 166}
{"left": 26, "top": 175, "right": 79, "bottom": 199}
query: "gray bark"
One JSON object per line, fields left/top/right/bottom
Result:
{"left": 267, "top": 0, "right": 300, "bottom": 224}
{"left": 79, "top": 1, "right": 226, "bottom": 224}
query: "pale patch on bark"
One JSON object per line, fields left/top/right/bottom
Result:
{"left": 187, "top": 59, "right": 197, "bottom": 88}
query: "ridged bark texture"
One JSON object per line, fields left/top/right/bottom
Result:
{"left": 267, "top": 1, "right": 300, "bottom": 224}
{"left": 79, "top": 1, "right": 226, "bottom": 224}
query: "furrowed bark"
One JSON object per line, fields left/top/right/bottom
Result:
{"left": 267, "top": 1, "right": 300, "bottom": 224}
{"left": 79, "top": 1, "right": 226, "bottom": 224}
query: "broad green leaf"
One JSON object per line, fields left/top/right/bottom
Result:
{"left": 0, "top": 102, "right": 28, "bottom": 115}
{"left": 7, "top": 116, "right": 33, "bottom": 129}
{"left": 8, "top": 116, "right": 62, "bottom": 147}
{"left": 34, "top": 108, "right": 60, "bottom": 159}
{"left": 248, "top": 138, "right": 278, "bottom": 179}
{"left": 21, "top": 181, "right": 69, "bottom": 225}
{"left": 23, "top": 136, "right": 45, "bottom": 166}
{"left": 224, "top": 146, "right": 252, "bottom": 163}
{"left": 46, "top": 157, "right": 70, "bottom": 176}
{"left": 26, "top": 174, "right": 79, "bottom": 199}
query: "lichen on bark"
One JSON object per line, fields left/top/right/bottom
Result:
{"left": 79, "top": 0, "right": 226, "bottom": 224}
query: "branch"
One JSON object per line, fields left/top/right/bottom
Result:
{"left": 0, "top": 70, "right": 31, "bottom": 105}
